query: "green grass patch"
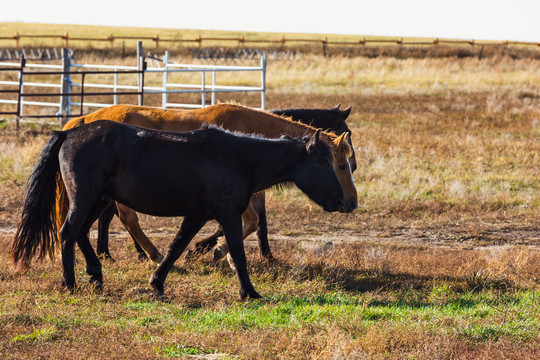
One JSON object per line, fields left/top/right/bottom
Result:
{"left": 11, "top": 326, "right": 61, "bottom": 343}
{"left": 111, "top": 289, "right": 540, "bottom": 343}
{"left": 157, "top": 343, "right": 217, "bottom": 357}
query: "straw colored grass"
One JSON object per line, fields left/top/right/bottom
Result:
{"left": 0, "top": 27, "right": 539, "bottom": 359}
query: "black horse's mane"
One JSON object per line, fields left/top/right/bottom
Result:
{"left": 271, "top": 107, "right": 342, "bottom": 114}
{"left": 201, "top": 124, "right": 321, "bottom": 146}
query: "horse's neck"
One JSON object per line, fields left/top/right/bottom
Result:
{"left": 242, "top": 140, "right": 302, "bottom": 192}
{"left": 221, "top": 107, "right": 319, "bottom": 139}
{"left": 246, "top": 111, "right": 337, "bottom": 143}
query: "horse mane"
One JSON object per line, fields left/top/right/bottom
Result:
{"left": 271, "top": 106, "right": 343, "bottom": 114}
{"left": 202, "top": 124, "right": 328, "bottom": 151}
{"left": 217, "top": 102, "right": 340, "bottom": 141}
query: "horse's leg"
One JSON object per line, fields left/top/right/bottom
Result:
{"left": 96, "top": 201, "right": 116, "bottom": 260}
{"left": 192, "top": 226, "right": 223, "bottom": 254}
{"left": 59, "top": 215, "right": 79, "bottom": 291}
{"left": 149, "top": 216, "right": 207, "bottom": 294}
{"left": 223, "top": 193, "right": 273, "bottom": 269}
{"left": 132, "top": 235, "right": 149, "bottom": 261}
{"left": 252, "top": 192, "right": 274, "bottom": 261}
{"left": 212, "top": 201, "right": 259, "bottom": 264}
{"left": 193, "top": 193, "right": 261, "bottom": 257}
{"left": 60, "top": 202, "right": 95, "bottom": 290}
{"left": 97, "top": 202, "right": 147, "bottom": 261}
{"left": 218, "top": 213, "right": 261, "bottom": 300}
{"left": 77, "top": 199, "right": 110, "bottom": 287}
{"left": 116, "top": 203, "right": 163, "bottom": 263}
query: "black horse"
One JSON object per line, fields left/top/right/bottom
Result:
{"left": 96, "top": 104, "right": 355, "bottom": 262}
{"left": 11, "top": 120, "right": 344, "bottom": 299}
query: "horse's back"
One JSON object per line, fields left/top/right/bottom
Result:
{"left": 61, "top": 121, "right": 250, "bottom": 217}
{"left": 62, "top": 103, "right": 315, "bottom": 140}
{"left": 62, "top": 105, "right": 194, "bottom": 132}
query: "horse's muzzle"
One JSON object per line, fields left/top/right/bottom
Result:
{"left": 338, "top": 199, "right": 358, "bottom": 213}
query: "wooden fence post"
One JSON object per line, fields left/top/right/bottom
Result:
{"left": 60, "top": 48, "right": 71, "bottom": 125}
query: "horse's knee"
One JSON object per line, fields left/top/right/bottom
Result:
{"left": 60, "top": 226, "right": 76, "bottom": 252}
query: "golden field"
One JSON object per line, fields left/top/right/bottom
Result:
{"left": 0, "top": 23, "right": 539, "bottom": 359}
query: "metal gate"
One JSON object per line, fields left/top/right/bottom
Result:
{"left": 0, "top": 43, "right": 267, "bottom": 129}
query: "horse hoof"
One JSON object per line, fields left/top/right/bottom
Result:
{"left": 137, "top": 252, "right": 150, "bottom": 261}
{"left": 239, "top": 288, "right": 262, "bottom": 301}
{"left": 152, "top": 290, "right": 168, "bottom": 300}
{"left": 262, "top": 253, "right": 275, "bottom": 262}
{"left": 98, "top": 253, "right": 115, "bottom": 262}
{"left": 149, "top": 275, "right": 164, "bottom": 294}
{"left": 62, "top": 281, "right": 77, "bottom": 293}
{"left": 89, "top": 278, "right": 103, "bottom": 292}
{"left": 212, "top": 247, "right": 227, "bottom": 264}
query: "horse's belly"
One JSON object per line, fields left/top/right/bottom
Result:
{"left": 110, "top": 183, "right": 207, "bottom": 217}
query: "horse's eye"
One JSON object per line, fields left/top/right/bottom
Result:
{"left": 319, "top": 159, "right": 330, "bottom": 168}
{"left": 338, "top": 165, "right": 346, "bottom": 171}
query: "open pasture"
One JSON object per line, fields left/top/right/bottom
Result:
{"left": 0, "top": 44, "right": 539, "bottom": 359}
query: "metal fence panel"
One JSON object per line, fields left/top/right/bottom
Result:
{"left": 0, "top": 43, "right": 266, "bottom": 128}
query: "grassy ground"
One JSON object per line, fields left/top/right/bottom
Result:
{"left": 0, "top": 29, "right": 539, "bottom": 358}
{"left": 0, "top": 233, "right": 538, "bottom": 359}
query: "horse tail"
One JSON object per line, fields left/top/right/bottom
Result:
{"left": 11, "top": 131, "right": 67, "bottom": 268}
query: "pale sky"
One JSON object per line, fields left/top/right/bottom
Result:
{"left": 1, "top": 0, "right": 539, "bottom": 42}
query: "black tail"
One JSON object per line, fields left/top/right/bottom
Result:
{"left": 11, "top": 131, "right": 67, "bottom": 268}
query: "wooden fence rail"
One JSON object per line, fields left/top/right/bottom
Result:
{"left": 1, "top": 32, "right": 539, "bottom": 49}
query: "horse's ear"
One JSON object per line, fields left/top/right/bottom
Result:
{"left": 340, "top": 106, "right": 352, "bottom": 121}
{"left": 306, "top": 129, "right": 321, "bottom": 151}
{"left": 333, "top": 132, "right": 346, "bottom": 147}
{"left": 333, "top": 132, "right": 352, "bottom": 157}
{"left": 332, "top": 104, "right": 341, "bottom": 111}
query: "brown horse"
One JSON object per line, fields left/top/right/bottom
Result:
{"left": 57, "top": 103, "right": 357, "bottom": 263}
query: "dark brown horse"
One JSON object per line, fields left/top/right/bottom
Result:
{"left": 56, "top": 104, "right": 356, "bottom": 264}
{"left": 11, "top": 121, "right": 345, "bottom": 299}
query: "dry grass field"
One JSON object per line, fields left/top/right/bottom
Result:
{"left": 0, "top": 25, "right": 539, "bottom": 359}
